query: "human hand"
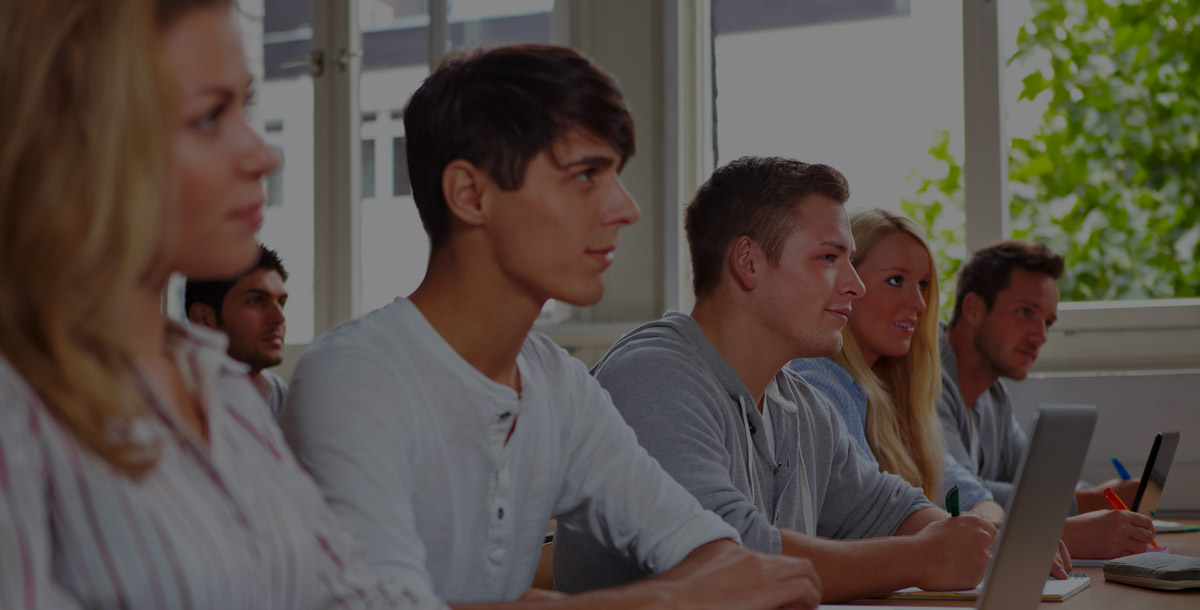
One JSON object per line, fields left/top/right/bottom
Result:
{"left": 1076, "top": 478, "right": 1140, "bottom": 513}
{"left": 1062, "top": 510, "right": 1155, "bottom": 559}
{"left": 656, "top": 540, "right": 821, "bottom": 610}
{"left": 1049, "top": 539, "right": 1072, "bottom": 579}
{"left": 911, "top": 514, "right": 997, "bottom": 591}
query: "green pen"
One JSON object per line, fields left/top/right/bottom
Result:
{"left": 945, "top": 484, "right": 960, "bottom": 517}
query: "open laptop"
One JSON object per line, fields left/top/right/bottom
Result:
{"left": 872, "top": 404, "right": 1099, "bottom": 610}
{"left": 1132, "top": 431, "right": 1187, "bottom": 532}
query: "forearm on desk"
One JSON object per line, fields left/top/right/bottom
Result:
{"left": 779, "top": 528, "right": 926, "bottom": 603}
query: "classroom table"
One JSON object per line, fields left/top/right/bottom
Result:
{"left": 836, "top": 518, "right": 1200, "bottom": 608}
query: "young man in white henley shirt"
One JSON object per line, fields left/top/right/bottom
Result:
{"left": 280, "top": 44, "right": 822, "bottom": 610}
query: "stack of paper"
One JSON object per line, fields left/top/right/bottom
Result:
{"left": 885, "top": 573, "right": 1090, "bottom": 602}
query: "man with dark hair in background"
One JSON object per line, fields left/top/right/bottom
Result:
{"left": 939, "top": 239, "right": 1155, "bottom": 559}
{"left": 186, "top": 244, "right": 289, "bottom": 418}
{"left": 281, "top": 45, "right": 822, "bottom": 609}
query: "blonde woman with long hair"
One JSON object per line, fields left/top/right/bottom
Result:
{"left": 789, "top": 209, "right": 1004, "bottom": 520}
{"left": 0, "top": 1, "right": 443, "bottom": 607}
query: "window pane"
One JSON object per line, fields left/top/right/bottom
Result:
{"left": 1002, "top": 0, "right": 1200, "bottom": 301}
{"left": 391, "top": 136, "right": 411, "bottom": 196}
{"left": 714, "top": 0, "right": 965, "bottom": 315}
{"left": 358, "top": 0, "right": 430, "bottom": 315}
{"left": 362, "top": 139, "right": 376, "bottom": 199}
{"left": 358, "top": 0, "right": 555, "bottom": 315}
{"left": 259, "top": 0, "right": 316, "bottom": 343}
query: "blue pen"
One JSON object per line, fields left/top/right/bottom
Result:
{"left": 1111, "top": 456, "right": 1131, "bottom": 480}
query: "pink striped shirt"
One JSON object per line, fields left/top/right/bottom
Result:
{"left": 0, "top": 322, "right": 445, "bottom": 610}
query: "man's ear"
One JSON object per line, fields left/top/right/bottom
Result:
{"left": 728, "top": 236, "right": 760, "bottom": 292}
{"left": 962, "top": 292, "right": 986, "bottom": 327}
{"left": 187, "top": 303, "right": 218, "bottom": 329}
{"left": 441, "top": 159, "right": 489, "bottom": 228}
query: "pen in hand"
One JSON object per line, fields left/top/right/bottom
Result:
{"left": 945, "top": 484, "right": 960, "bottom": 517}
{"left": 1111, "top": 456, "right": 1131, "bottom": 480}
{"left": 1103, "top": 487, "right": 1158, "bottom": 549}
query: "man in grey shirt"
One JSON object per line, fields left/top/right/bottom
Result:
{"left": 938, "top": 239, "right": 1155, "bottom": 559}
{"left": 555, "top": 157, "right": 1007, "bottom": 603}
{"left": 281, "top": 45, "right": 822, "bottom": 609}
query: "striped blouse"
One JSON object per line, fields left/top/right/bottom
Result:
{"left": 0, "top": 323, "right": 444, "bottom": 610}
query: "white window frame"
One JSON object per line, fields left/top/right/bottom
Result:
{"left": 960, "top": 0, "right": 1200, "bottom": 371}
{"left": 289, "top": 0, "right": 1199, "bottom": 374}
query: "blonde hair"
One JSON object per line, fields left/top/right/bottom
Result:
{"left": 0, "top": 0, "right": 175, "bottom": 476}
{"left": 832, "top": 209, "right": 944, "bottom": 500}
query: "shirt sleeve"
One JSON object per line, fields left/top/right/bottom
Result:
{"left": 988, "top": 389, "right": 1028, "bottom": 509}
{"left": 805, "top": 386, "right": 933, "bottom": 540}
{"left": 0, "top": 379, "right": 84, "bottom": 610}
{"left": 941, "top": 454, "right": 993, "bottom": 510}
{"left": 279, "top": 342, "right": 445, "bottom": 609}
{"left": 552, "top": 345, "right": 740, "bottom": 573}
{"left": 789, "top": 359, "right": 873, "bottom": 459}
{"left": 573, "top": 344, "right": 774, "bottom": 553}
{"left": 937, "top": 377, "right": 1016, "bottom": 508}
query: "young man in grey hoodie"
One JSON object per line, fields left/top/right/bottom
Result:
{"left": 553, "top": 156, "right": 1035, "bottom": 603}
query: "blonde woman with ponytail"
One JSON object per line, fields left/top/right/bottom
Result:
{"left": 0, "top": 1, "right": 442, "bottom": 607}
{"left": 790, "top": 209, "right": 1004, "bottom": 520}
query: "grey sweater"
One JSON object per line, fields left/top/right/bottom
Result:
{"left": 553, "top": 312, "right": 931, "bottom": 592}
{"left": 936, "top": 323, "right": 1028, "bottom": 508}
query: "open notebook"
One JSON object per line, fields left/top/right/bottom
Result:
{"left": 881, "top": 405, "right": 1099, "bottom": 609}
{"left": 887, "top": 573, "right": 1090, "bottom": 602}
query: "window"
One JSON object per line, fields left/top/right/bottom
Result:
{"left": 390, "top": 136, "right": 410, "bottom": 197}
{"left": 258, "top": 0, "right": 317, "bottom": 343}
{"left": 266, "top": 145, "right": 285, "bottom": 208}
{"left": 361, "top": 139, "right": 376, "bottom": 199}
{"left": 358, "top": 0, "right": 555, "bottom": 315}
{"left": 712, "top": 0, "right": 1200, "bottom": 369}
{"left": 714, "top": 0, "right": 965, "bottom": 313}
{"left": 1001, "top": 0, "right": 1200, "bottom": 302}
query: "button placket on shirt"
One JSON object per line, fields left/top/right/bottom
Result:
{"left": 486, "top": 406, "right": 517, "bottom": 565}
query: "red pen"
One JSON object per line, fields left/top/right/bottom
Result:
{"left": 1104, "top": 487, "right": 1158, "bottom": 549}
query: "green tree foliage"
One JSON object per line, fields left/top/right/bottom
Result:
{"left": 901, "top": 131, "right": 965, "bottom": 319}
{"left": 905, "top": 0, "right": 1200, "bottom": 309}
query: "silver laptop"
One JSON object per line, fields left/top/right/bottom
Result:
{"left": 974, "top": 404, "right": 1098, "bottom": 610}
{"left": 832, "top": 405, "right": 1099, "bottom": 610}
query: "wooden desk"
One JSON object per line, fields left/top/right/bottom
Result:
{"left": 838, "top": 519, "right": 1200, "bottom": 608}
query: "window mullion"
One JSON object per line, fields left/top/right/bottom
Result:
{"left": 313, "top": 0, "right": 362, "bottom": 335}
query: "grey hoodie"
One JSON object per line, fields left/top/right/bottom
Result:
{"left": 553, "top": 312, "right": 931, "bottom": 592}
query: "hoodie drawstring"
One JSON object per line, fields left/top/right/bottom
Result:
{"left": 739, "top": 395, "right": 756, "bottom": 506}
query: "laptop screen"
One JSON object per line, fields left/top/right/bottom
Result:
{"left": 1132, "top": 431, "right": 1181, "bottom": 516}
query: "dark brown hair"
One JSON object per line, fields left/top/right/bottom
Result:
{"left": 949, "top": 239, "right": 1064, "bottom": 327}
{"left": 403, "top": 43, "right": 635, "bottom": 249}
{"left": 186, "top": 244, "right": 287, "bottom": 325}
{"left": 685, "top": 156, "right": 850, "bottom": 298}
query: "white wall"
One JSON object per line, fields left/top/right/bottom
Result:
{"left": 1007, "top": 370, "right": 1200, "bottom": 513}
